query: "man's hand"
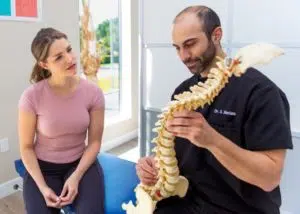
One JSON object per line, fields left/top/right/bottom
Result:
{"left": 136, "top": 156, "right": 158, "bottom": 185}
{"left": 166, "top": 111, "right": 286, "bottom": 191}
{"left": 166, "top": 110, "right": 220, "bottom": 148}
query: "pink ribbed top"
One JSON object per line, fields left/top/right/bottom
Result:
{"left": 18, "top": 78, "right": 104, "bottom": 163}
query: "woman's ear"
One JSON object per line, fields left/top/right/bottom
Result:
{"left": 38, "top": 61, "right": 48, "bottom": 70}
{"left": 211, "top": 27, "right": 223, "bottom": 45}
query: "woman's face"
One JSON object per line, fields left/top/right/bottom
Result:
{"left": 40, "top": 38, "right": 77, "bottom": 77}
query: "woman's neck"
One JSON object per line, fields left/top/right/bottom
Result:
{"left": 48, "top": 75, "right": 76, "bottom": 89}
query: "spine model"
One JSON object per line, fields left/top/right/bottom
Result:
{"left": 122, "top": 43, "right": 284, "bottom": 214}
{"left": 80, "top": 0, "right": 101, "bottom": 84}
{"left": 145, "top": 55, "right": 240, "bottom": 201}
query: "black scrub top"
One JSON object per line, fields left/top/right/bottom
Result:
{"left": 172, "top": 67, "right": 293, "bottom": 214}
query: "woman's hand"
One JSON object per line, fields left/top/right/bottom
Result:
{"left": 40, "top": 186, "right": 61, "bottom": 208}
{"left": 59, "top": 173, "right": 80, "bottom": 207}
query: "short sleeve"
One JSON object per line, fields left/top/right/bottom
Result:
{"left": 89, "top": 85, "right": 105, "bottom": 111}
{"left": 244, "top": 84, "right": 293, "bottom": 150}
{"left": 18, "top": 87, "right": 37, "bottom": 114}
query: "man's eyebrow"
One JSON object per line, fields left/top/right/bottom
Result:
{"left": 172, "top": 38, "right": 198, "bottom": 48}
{"left": 172, "top": 43, "right": 179, "bottom": 48}
{"left": 182, "top": 38, "right": 198, "bottom": 45}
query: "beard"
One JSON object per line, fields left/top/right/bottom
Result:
{"left": 184, "top": 40, "right": 216, "bottom": 75}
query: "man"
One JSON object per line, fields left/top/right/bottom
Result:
{"left": 136, "top": 5, "right": 293, "bottom": 214}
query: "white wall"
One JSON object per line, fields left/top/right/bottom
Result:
{"left": 141, "top": 0, "right": 300, "bottom": 132}
{"left": 0, "top": 0, "right": 80, "bottom": 185}
{"left": 0, "top": 0, "right": 139, "bottom": 189}
{"left": 141, "top": 0, "right": 230, "bottom": 111}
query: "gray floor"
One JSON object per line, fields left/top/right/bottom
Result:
{"left": 0, "top": 139, "right": 138, "bottom": 214}
{"left": 0, "top": 192, "right": 24, "bottom": 214}
{"left": 106, "top": 138, "right": 139, "bottom": 163}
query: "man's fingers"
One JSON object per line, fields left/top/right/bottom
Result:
{"left": 167, "top": 115, "right": 204, "bottom": 128}
{"left": 167, "top": 118, "right": 190, "bottom": 127}
{"left": 140, "top": 165, "right": 157, "bottom": 177}
{"left": 138, "top": 170, "right": 157, "bottom": 179}
{"left": 141, "top": 178, "right": 158, "bottom": 186}
{"left": 150, "top": 158, "right": 158, "bottom": 170}
{"left": 146, "top": 158, "right": 158, "bottom": 173}
{"left": 172, "top": 133, "right": 190, "bottom": 141}
{"left": 172, "top": 110, "right": 203, "bottom": 118}
{"left": 167, "top": 125, "right": 190, "bottom": 135}
{"left": 138, "top": 161, "right": 157, "bottom": 176}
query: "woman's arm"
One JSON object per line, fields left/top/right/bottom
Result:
{"left": 73, "top": 107, "right": 104, "bottom": 180}
{"left": 18, "top": 109, "right": 47, "bottom": 190}
{"left": 59, "top": 107, "right": 104, "bottom": 205}
{"left": 19, "top": 109, "right": 61, "bottom": 207}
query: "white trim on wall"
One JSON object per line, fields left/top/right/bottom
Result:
{"left": 0, "top": 177, "right": 22, "bottom": 199}
{"left": 101, "top": 129, "right": 138, "bottom": 152}
{"left": 293, "top": 131, "right": 300, "bottom": 139}
{"left": 138, "top": 0, "right": 145, "bottom": 156}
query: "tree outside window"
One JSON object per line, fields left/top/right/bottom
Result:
{"left": 79, "top": 0, "right": 120, "bottom": 117}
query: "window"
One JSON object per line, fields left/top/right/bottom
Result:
{"left": 79, "top": 0, "right": 126, "bottom": 120}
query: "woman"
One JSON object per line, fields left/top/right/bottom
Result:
{"left": 18, "top": 27, "right": 105, "bottom": 214}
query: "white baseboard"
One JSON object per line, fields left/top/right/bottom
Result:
{"left": 0, "top": 177, "right": 23, "bottom": 199}
{"left": 101, "top": 129, "right": 138, "bottom": 152}
{"left": 292, "top": 130, "right": 300, "bottom": 139}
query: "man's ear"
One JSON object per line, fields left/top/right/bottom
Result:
{"left": 38, "top": 61, "right": 48, "bottom": 70}
{"left": 211, "top": 27, "right": 222, "bottom": 44}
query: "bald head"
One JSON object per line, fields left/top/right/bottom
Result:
{"left": 173, "top": 5, "right": 221, "bottom": 39}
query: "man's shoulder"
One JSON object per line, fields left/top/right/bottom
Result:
{"left": 234, "top": 67, "right": 284, "bottom": 94}
{"left": 242, "top": 67, "right": 278, "bottom": 85}
{"left": 234, "top": 67, "right": 290, "bottom": 112}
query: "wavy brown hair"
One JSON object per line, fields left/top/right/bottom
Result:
{"left": 30, "top": 28, "right": 67, "bottom": 83}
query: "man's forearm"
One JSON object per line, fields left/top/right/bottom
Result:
{"left": 206, "top": 135, "right": 281, "bottom": 192}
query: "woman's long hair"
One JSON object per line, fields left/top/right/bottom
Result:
{"left": 30, "top": 28, "right": 67, "bottom": 83}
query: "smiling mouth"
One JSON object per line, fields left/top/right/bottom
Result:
{"left": 187, "top": 63, "right": 196, "bottom": 67}
{"left": 185, "top": 60, "right": 199, "bottom": 68}
{"left": 186, "top": 63, "right": 197, "bottom": 70}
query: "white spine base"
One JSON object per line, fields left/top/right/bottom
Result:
{"left": 122, "top": 176, "right": 189, "bottom": 214}
{"left": 122, "top": 186, "right": 157, "bottom": 214}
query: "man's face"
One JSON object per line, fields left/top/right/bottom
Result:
{"left": 172, "top": 13, "right": 216, "bottom": 75}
